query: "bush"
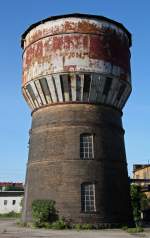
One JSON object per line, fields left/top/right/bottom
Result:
{"left": 32, "top": 200, "right": 57, "bottom": 227}
{"left": 74, "top": 224, "right": 82, "bottom": 230}
{"left": 50, "top": 219, "right": 68, "bottom": 229}
{"left": 74, "top": 223, "right": 93, "bottom": 230}
{"left": 81, "top": 224, "right": 93, "bottom": 229}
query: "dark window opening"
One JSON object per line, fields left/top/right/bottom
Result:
{"left": 52, "top": 76, "right": 59, "bottom": 101}
{"left": 60, "top": 75, "right": 65, "bottom": 101}
{"left": 76, "top": 75, "right": 81, "bottom": 101}
{"left": 39, "top": 78, "right": 52, "bottom": 102}
{"left": 12, "top": 200, "right": 16, "bottom": 205}
{"left": 26, "top": 84, "right": 36, "bottom": 101}
{"left": 117, "top": 83, "right": 126, "bottom": 101}
{"left": 34, "top": 81, "right": 44, "bottom": 105}
{"left": 83, "top": 74, "right": 91, "bottom": 101}
{"left": 68, "top": 75, "right": 72, "bottom": 100}
{"left": 60, "top": 74, "right": 71, "bottom": 101}
{"left": 103, "top": 77, "right": 112, "bottom": 96}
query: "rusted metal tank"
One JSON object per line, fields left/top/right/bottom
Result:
{"left": 21, "top": 13, "right": 133, "bottom": 226}
{"left": 22, "top": 13, "right": 131, "bottom": 110}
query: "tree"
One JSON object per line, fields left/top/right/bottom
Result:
{"left": 130, "top": 184, "right": 150, "bottom": 225}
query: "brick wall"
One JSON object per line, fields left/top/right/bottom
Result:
{"left": 22, "top": 104, "right": 132, "bottom": 226}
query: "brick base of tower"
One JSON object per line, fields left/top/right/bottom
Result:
{"left": 22, "top": 103, "right": 133, "bottom": 226}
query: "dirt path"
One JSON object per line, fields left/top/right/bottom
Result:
{"left": 0, "top": 219, "right": 149, "bottom": 238}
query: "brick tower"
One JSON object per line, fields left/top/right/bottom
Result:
{"left": 21, "top": 13, "right": 133, "bottom": 226}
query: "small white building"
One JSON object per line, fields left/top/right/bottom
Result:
{"left": 0, "top": 191, "right": 24, "bottom": 214}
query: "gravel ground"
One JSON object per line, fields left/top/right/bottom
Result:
{"left": 0, "top": 219, "right": 150, "bottom": 238}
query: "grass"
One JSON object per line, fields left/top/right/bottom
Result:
{"left": 0, "top": 211, "right": 21, "bottom": 218}
{"left": 127, "top": 227, "right": 144, "bottom": 233}
{"left": 122, "top": 226, "right": 144, "bottom": 233}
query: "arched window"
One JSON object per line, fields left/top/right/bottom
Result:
{"left": 81, "top": 183, "right": 96, "bottom": 212}
{"left": 80, "top": 134, "right": 94, "bottom": 159}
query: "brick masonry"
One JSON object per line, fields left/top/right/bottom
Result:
{"left": 22, "top": 104, "right": 133, "bottom": 225}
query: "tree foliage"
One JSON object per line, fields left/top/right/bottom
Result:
{"left": 130, "top": 184, "right": 150, "bottom": 223}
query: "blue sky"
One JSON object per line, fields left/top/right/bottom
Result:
{"left": 0, "top": 0, "right": 149, "bottom": 181}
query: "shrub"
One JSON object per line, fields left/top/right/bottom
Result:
{"left": 32, "top": 200, "right": 57, "bottom": 227}
{"left": 50, "top": 219, "right": 68, "bottom": 229}
{"left": 81, "top": 223, "right": 93, "bottom": 229}
{"left": 43, "top": 222, "right": 52, "bottom": 229}
{"left": 74, "top": 223, "right": 93, "bottom": 230}
{"left": 74, "top": 224, "right": 82, "bottom": 230}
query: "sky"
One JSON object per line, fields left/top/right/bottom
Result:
{"left": 0, "top": 0, "right": 149, "bottom": 182}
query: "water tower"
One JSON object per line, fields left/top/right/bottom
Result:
{"left": 21, "top": 13, "right": 132, "bottom": 226}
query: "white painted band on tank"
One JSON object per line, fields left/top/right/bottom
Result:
{"left": 23, "top": 59, "right": 130, "bottom": 85}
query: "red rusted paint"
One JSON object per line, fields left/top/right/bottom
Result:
{"left": 78, "top": 20, "right": 100, "bottom": 33}
{"left": 25, "top": 20, "right": 100, "bottom": 47}
{"left": 24, "top": 20, "right": 129, "bottom": 49}
{"left": 30, "top": 29, "right": 43, "bottom": 44}
{"left": 24, "top": 34, "right": 90, "bottom": 69}
{"left": 52, "top": 36, "right": 63, "bottom": 50}
{"left": 89, "top": 34, "right": 130, "bottom": 72}
{"left": 64, "top": 65, "right": 77, "bottom": 71}
{"left": 25, "top": 46, "right": 34, "bottom": 65}
{"left": 25, "top": 41, "right": 43, "bottom": 65}
{"left": 24, "top": 32, "right": 130, "bottom": 73}
{"left": 64, "top": 21, "right": 76, "bottom": 32}
{"left": 34, "top": 41, "right": 43, "bottom": 59}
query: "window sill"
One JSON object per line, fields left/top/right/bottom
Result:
{"left": 80, "top": 211, "right": 98, "bottom": 215}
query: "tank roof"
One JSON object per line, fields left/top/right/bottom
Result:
{"left": 21, "top": 13, "right": 132, "bottom": 48}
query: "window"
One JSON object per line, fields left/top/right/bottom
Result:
{"left": 103, "top": 77, "right": 112, "bottom": 96}
{"left": 4, "top": 200, "right": 7, "bottom": 205}
{"left": 81, "top": 183, "right": 96, "bottom": 212}
{"left": 12, "top": 200, "right": 16, "bottom": 205}
{"left": 83, "top": 74, "right": 91, "bottom": 101}
{"left": 26, "top": 84, "right": 36, "bottom": 101}
{"left": 39, "top": 78, "right": 52, "bottom": 103}
{"left": 60, "top": 74, "right": 71, "bottom": 101}
{"left": 80, "top": 134, "right": 94, "bottom": 159}
{"left": 117, "top": 83, "right": 126, "bottom": 101}
{"left": 76, "top": 74, "right": 81, "bottom": 101}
